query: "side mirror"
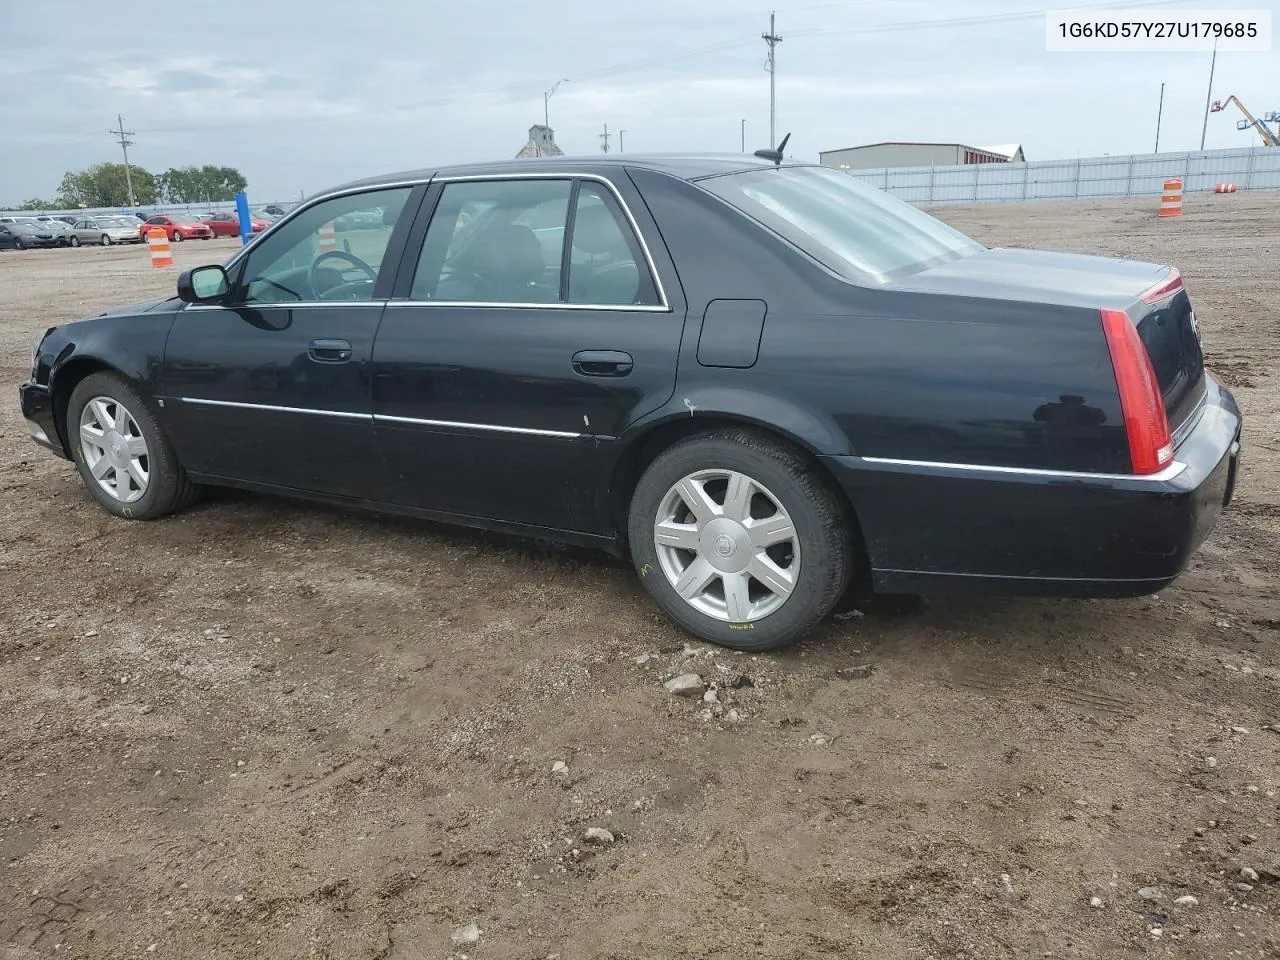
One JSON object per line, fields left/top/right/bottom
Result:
{"left": 177, "top": 264, "right": 230, "bottom": 304}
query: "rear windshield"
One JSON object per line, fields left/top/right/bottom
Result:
{"left": 698, "top": 165, "right": 983, "bottom": 283}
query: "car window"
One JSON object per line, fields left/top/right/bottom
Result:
{"left": 698, "top": 165, "right": 983, "bottom": 284}
{"left": 567, "top": 183, "right": 660, "bottom": 306}
{"left": 237, "top": 186, "right": 413, "bottom": 304}
{"left": 410, "top": 179, "right": 571, "bottom": 303}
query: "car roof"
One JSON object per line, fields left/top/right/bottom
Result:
{"left": 326, "top": 153, "right": 806, "bottom": 195}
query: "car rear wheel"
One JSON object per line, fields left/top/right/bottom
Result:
{"left": 627, "top": 429, "right": 852, "bottom": 651}
{"left": 68, "top": 372, "right": 200, "bottom": 520}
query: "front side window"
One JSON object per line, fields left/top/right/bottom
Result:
{"left": 698, "top": 165, "right": 983, "bottom": 283}
{"left": 236, "top": 186, "right": 412, "bottom": 304}
{"left": 410, "top": 178, "right": 660, "bottom": 307}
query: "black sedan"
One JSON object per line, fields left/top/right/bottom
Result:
{"left": 0, "top": 221, "right": 60, "bottom": 249}
{"left": 18, "top": 154, "right": 1241, "bottom": 650}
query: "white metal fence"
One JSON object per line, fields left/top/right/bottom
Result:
{"left": 845, "top": 145, "right": 1280, "bottom": 205}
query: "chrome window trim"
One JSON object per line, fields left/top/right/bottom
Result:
{"left": 375, "top": 414, "right": 580, "bottom": 439}
{"left": 176, "top": 397, "right": 581, "bottom": 439}
{"left": 427, "top": 172, "right": 669, "bottom": 311}
{"left": 183, "top": 301, "right": 381, "bottom": 311}
{"left": 859, "top": 455, "right": 1187, "bottom": 483}
{"left": 385, "top": 300, "right": 669, "bottom": 313}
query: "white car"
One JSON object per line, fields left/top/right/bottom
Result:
{"left": 70, "top": 217, "right": 144, "bottom": 246}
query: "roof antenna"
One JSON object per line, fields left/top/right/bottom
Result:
{"left": 753, "top": 132, "right": 791, "bottom": 165}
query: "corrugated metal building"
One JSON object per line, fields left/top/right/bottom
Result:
{"left": 819, "top": 141, "right": 1024, "bottom": 170}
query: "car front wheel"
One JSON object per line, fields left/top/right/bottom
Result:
{"left": 171, "top": 232, "right": 183, "bottom": 242}
{"left": 68, "top": 372, "right": 200, "bottom": 520}
{"left": 628, "top": 429, "right": 853, "bottom": 651}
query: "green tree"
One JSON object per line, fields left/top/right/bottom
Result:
{"left": 56, "top": 163, "right": 158, "bottom": 207}
{"left": 18, "top": 198, "right": 58, "bottom": 211}
{"left": 157, "top": 165, "right": 248, "bottom": 203}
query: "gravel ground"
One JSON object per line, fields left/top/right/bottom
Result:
{"left": 1, "top": 194, "right": 1277, "bottom": 960}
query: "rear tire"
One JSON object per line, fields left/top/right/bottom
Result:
{"left": 68, "top": 372, "right": 200, "bottom": 520}
{"left": 627, "top": 429, "right": 852, "bottom": 651}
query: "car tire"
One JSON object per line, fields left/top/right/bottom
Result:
{"left": 627, "top": 429, "right": 853, "bottom": 651}
{"left": 68, "top": 372, "right": 200, "bottom": 521}
{"left": 14, "top": 239, "right": 25, "bottom": 250}
{"left": 101, "top": 234, "right": 112, "bottom": 246}
{"left": 70, "top": 236, "right": 81, "bottom": 247}
{"left": 171, "top": 232, "right": 183, "bottom": 242}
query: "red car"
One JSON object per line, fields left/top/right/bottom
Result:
{"left": 137, "top": 215, "right": 214, "bottom": 242}
{"left": 199, "top": 212, "right": 270, "bottom": 237}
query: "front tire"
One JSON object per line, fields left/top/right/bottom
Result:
{"left": 70, "top": 235, "right": 81, "bottom": 247}
{"left": 68, "top": 372, "right": 200, "bottom": 520}
{"left": 171, "top": 231, "right": 183, "bottom": 242}
{"left": 101, "top": 234, "right": 112, "bottom": 246}
{"left": 627, "top": 429, "right": 852, "bottom": 651}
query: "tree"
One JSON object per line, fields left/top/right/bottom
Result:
{"left": 56, "top": 163, "right": 158, "bottom": 208}
{"left": 18, "top": 198, "right": 58, "bottom": 211}
{"left": 157, "top": 165, "right": 248, "bottom": 204}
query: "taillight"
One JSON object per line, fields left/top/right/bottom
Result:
{"left": 1101, "top": 308, "right": 1173, "bottom": 474}
{"left": 1139, "top": 269, "right": 1183, "bottom": 305}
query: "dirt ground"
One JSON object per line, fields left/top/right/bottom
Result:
{"left": 1, "top": 194, "right": 1277, "bottom": 960}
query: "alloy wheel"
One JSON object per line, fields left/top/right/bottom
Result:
{"left": 653, "top": 469, "right": 800, "bottom": 622}
{"left": 79, "top": 396, "right": 149, "bottom": 503}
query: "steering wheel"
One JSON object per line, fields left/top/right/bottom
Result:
{"left": 309, "top": 250, "right": 376, "bottom": 298}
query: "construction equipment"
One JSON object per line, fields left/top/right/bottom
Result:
{"left": 1209, "top": 95, "right": 1279, "bottom": 147}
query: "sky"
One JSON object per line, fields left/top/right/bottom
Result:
{"left": 0, "top": 0, "right": 1277, "bottom": 205}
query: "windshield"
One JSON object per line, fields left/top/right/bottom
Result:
{"left": 698, "top": 165, "right": 983, "bottom": 283}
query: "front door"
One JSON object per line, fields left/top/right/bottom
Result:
{"left": 372, "top": 174, "right": 685, "bottom": 534}
{"left": 160, "top": 185, "right": 420, "bottom": 499}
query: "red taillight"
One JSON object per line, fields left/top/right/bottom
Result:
{"left": 1139, "top": 269, "right": 1183, "bottom": 305}
{"left": 1101, "top": 308, "right": 1172, "bottom": 474}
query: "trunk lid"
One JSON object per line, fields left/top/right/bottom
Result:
{"left": 889, "top": 247, "right": 1206, "bottom": 438}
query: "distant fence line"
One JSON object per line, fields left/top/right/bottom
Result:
{"left": 844, "top": 145, "right": 1280, "bottom": 205}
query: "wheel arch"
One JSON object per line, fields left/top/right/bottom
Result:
{"left": 607, "top": 412, "right": 872, "bottom": 591}
{"left": 50, "top": 358, "right": 131, "bottom": 457}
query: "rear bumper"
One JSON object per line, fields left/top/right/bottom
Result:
{"left": 824, "top": 375, "right": 1241, "bottom": 597}
{"left": 19, "top": 381, "right": 66, "bottom": 459}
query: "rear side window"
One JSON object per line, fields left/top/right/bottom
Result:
{"left": 410, "top": 178, "right": 661, "bottom": 307}
{"left": 698, "top": 165, "right": 983, "bottom": 283}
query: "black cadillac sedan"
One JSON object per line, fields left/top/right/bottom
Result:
{"left": 19, "top": 154, "right": 1241, "bottom": 650}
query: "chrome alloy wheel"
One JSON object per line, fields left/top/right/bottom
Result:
{"left": 653, "top": 469, "right": 800, "bottom": 622}
{"left": 79, "top": 396, "right": 149, "bottom": 503}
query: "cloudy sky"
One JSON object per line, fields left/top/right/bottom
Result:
{"left": 1, "top": 0, "right": 1276, "bottom": 205}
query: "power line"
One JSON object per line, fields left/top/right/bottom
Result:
{"left": 599, "top": 122, "right": 611, "bottom": 154}
{"left": 110, "top": 114, "right": 137, "bottom": 207}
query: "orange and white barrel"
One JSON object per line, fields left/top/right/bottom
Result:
{"left": 1158, "top": 178, "right": 1183, "bottom": 217}
{"left": 1214, "top": 183, "right": 1238, "bottom": 194}
{"left": 147, "top": 228, "right": 173, "bottom": 268}
{"left": 317, "top": 221, "right": 337, "bottom": 252}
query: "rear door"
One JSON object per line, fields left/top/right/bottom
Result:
{"left": 160, "top": 184, "right": 421, "bottom": 498}
{"left": 371, "top": 173, "right": 685, "bottom": 533}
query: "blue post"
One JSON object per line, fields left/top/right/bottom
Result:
{"left": 234, "top": 190, "right": 252, "bottom": 246}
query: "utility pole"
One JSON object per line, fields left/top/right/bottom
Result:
{"left": 741, "top": 118, "right": 746, "bottom": 152}
{"left": 618, "top": 129, "right": 626, "bottom": 153}
{"left": 544, "top": 78, "right": 569, "bottom": 128}
{"left": 110, "top": 114, "right": 137, "bottom": 206}
{"left": 599, "top": 122, "right": 610, "bottom": 154}
{"left": 1154, "top": 82, "right": 1165, "bottom": 153}
{"left": 1199, "top": 38, "right": 1218, "bottom": 150}
{"left": 762, "top": 12, "right": 782, "bottom": 149}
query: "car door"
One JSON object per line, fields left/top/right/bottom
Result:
{"left": 371, "top": 173, "right": 686, "bottom": 534}
{"left": 159, "top": 184, "right": 422, "bottom": 499}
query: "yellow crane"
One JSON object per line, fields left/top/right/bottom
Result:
{"left": 1210, "top": 95, "right": 1279, "bottom": 147}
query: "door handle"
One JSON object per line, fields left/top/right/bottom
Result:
{"left": 309, "top": 338, "right": 352, "bottom": 363}
{"left": 572, "top": 350, "right": 633, "bottom": 377}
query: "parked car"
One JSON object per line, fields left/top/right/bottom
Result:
{"left": 42, "top": 219, "right": 76, "bottom": 246}
{"left": 137, "top": 215, "right": 214, "bottom": 242}
{"left": 199, "top": 212, "right": 269, "bottom": 237}
{"left": 70, "top": 216, "right": 146, "bottom": 246}
{"left": 0, "top": 220, "right": 58, "bottom": 248}
{"left": 18, "top": 155, "right": 1242, "bottom": 651}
